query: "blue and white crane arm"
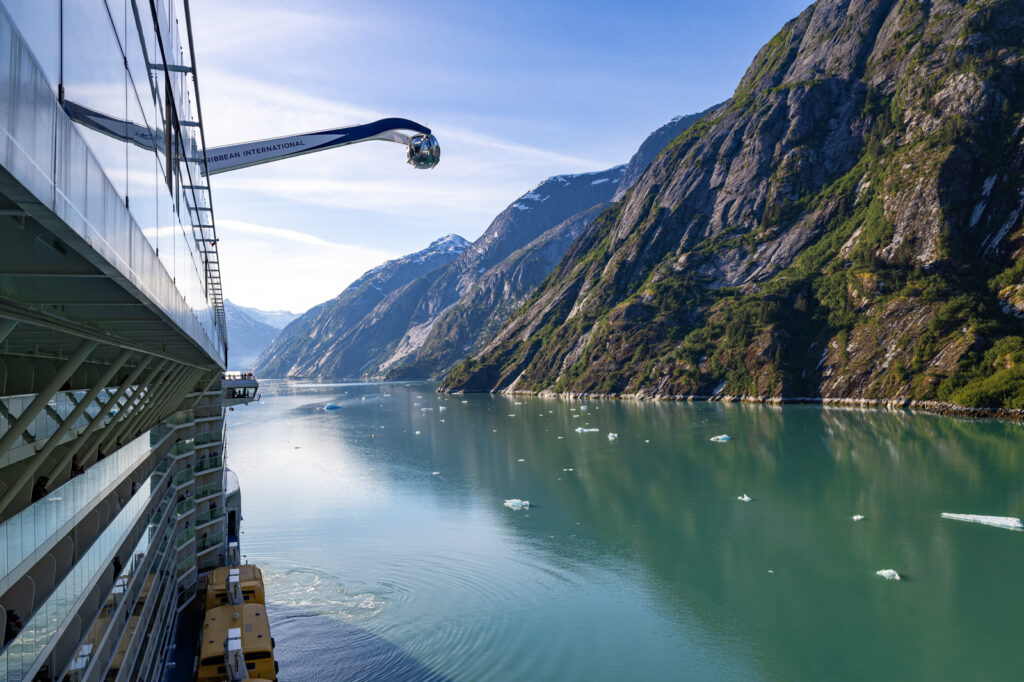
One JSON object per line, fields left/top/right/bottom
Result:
{"left": 203, "top": 117, "right": 439, "bottom": 174}
{"left": 61, "top": 100, "right": 440, "bottom": 173}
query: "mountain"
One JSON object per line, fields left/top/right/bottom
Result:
{"left": 225, "top": 300, "right": 283, "bottom": 371}
{"left": 612, "top": 104, "right": 723, "bottom": 202}
{"left": 252, "top": 234, "right": 470, "bottom": 378}
{"left": 443, "top": 0, "right": 1024, "bottom": 413}
{"left": 231, "top": 304, "right": 300, "bottom": 330}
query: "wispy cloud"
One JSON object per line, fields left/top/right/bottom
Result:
{"left": 216, "top": 220, "right": 398, "bottom": 311}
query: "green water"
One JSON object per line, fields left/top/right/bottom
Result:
{"left": 225, "top": 381, "right": 1024, "bottom": 681}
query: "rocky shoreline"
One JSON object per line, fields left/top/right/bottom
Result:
{"left": 443, "top": 387, "right": 1024, "bottom": 422}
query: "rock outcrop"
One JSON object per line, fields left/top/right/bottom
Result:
{"left": 443, "top": 0, "right": 1024, "bottom": 411}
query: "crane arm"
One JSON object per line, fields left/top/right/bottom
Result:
{"left": 203, "top": 118, "right": 433, "bottom": 174}
{"left": 61, "top": 100, "right": 440, "bottom": 173}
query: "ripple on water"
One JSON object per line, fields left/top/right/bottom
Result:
{"left": 259, "top": 548, "right": 590, "bottom": 681}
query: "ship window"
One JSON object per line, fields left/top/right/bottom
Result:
{"left": 249, "top": 652, "right": 272, "bottom": 660}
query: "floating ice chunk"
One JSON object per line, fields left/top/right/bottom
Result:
{"left": 504, "top": 499, "right": 530, "bottom": 510}
{"left": 575, "top": 427, "right": 600, "bottom": 433}
{"left": 562, "top": 468, "right": 574, "bottom": 472}
{"left": 421, "top": 407, "right": 433, "bottom": 411}
{"left": 876, "top": 569, "right": 901, "bottom": 581}
{"left": 852, "top": 515, "right": 865, "bottom": 521}
{"left": 710, "top": 434, "right": 731, "bottom": 442}
{"left": 438, "top": 406, "right": 446, "bottom": 412}
{"left": 557, "top": 436, "right": 564, "bottom": 439}
{"left": 414, "top": 430, "right": 421, "bottom": 435}
{"left": 432, "top": 471, "right": 440, "bottom": 475}
{"left": 514, "top": 401, "right": 523, "bottom": 405}
{"left": 580, "top": 406, "right": 588, "bottom": 411}
{"left": 361, "top": 397, "right": 365, "bottom": 401}
{"left": 644, "top": 439, "right": 650, "bottom": 443}
{"left": 439, "top": 419, "right": 445, "bottom": 423}
{"left": 940, "top": 513, "right": 1024, "bottom": 530}
{"left": 607, "top": 433, "right": 618, "bottom": 440}
{"left": 517, "top": 458, "right": 525, "bottom": 462}
{"left": 325, "top": 403, "right": 341, "bottom": 411}
{"left": 462, "top": 400, "right": 469, "bottom": 403}
{"left": 737, "top": 494, "right": 752, "bottom": 502}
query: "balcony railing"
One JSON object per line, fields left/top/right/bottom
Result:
{"left": 0, "top": 478, "right": 152, "bottom": 680}
{"left": 194, "top": 483, "right": 221, "bottom": 500}
{"left": 0, "top": 436, "right": 150, "bottom": 578}
{"left": 174, "top": 527, "right": 195, "bottom": 549}
{"left": 170, "top": 438, "right": 195, "bottom": 457}
{"left": 195, "top": 455, "right": 222, "bottom": 474}
{"left": 195, "top": 507, "right": 223, "bottom": 527}
{"left": 194, "top": 430, "right": 223, "bottom": 447}
{"left": 197, "top": 531, "right": 223, "bottom": 553}
{"left": 166, "top": 411, "right": 195, "bottom": 427}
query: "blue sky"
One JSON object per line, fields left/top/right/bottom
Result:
{"left": 192, "top": 0, "right": 812, "bottom": 311}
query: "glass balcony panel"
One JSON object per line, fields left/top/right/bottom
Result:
{"left": 0, "top": 435, "right": 150, "bottom": 575}
{"left": 0, "top": 476, "right": 151, "bottom": 680}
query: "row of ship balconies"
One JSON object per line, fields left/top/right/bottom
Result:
{"left": 0, "top": 388, "right": 230, "bottom": 682}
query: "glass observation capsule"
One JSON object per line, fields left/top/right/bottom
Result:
{"left": 407, "top": 134, "right": 441, "bottom": 169}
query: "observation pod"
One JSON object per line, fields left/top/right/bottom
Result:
{"left": 408, "top": 134, "right": 441, "bottom": 169}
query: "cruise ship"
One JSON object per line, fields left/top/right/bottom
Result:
{"left": 0, "top": 1, "right": 260, "bottom": 680}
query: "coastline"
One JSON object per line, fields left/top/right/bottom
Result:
{"left": 441, "top": 387, "right": 1024, "bottom": 422}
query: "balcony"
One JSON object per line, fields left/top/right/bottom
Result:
{"left": 223, "top": 372, "right": 259, "bottom": 406}
{"left": 195, "top": 507, "right": 223, "bottom": 528}
{"left": 195, "top": 455, "right": 222, "bottom": 474}
{"left": 197, "top": 531, "right": 223, "bottom": 554}
{"left": 194, "top": 483, "right": 221, "bottom": 501}
{"left": 0, "top": 436, "right": 150, "bottom": 580}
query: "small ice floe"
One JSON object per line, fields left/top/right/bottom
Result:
{"left": 462, "top": 400, "right": 469, "bottom": 403}
{"left": 414, "top": 430, "right": 421, "bottom": 435}
{"left": 940, "top": 513, "right": 1024, "bottom": 531}
{"left": 607, "top": 433, "right": 619, "bottom": 440}
{"left": 562, "top": 468, "right": 574, "bottom": 472}
{"left": 504, "top": 499, "right": 530, "bottom": 510}
{"left": 508, "top": 414, "right": 516, "bottom": 417}
{"left": 361, "top": 396, "right": 366, "bottom": 401}
{"left": 439, "top": 419, "right": 445, "bottom": 423}
{"left": 432, "top": 471, "right": 440, "bottom": 476}
{"left": 438, "top": 406, "right": 446, "bottom": 412}
{"left": 421, "top": 407, "right": 433, "bottom": 411}
{"left": 710, "top": 434, "right": 731, "bottom": 442}
{"left": 557, "top": 436, "right": 564, "bottom": 439}
{"left": 852, "top": 515, "right": 865, "bottom": 521}
{"left": 325, "top": 403, "right": 341, "bottom": 411}
{"left": 575, "top": 427, "right": 600, "bottom": 433}
{"left": 580, "top": 406, "right": 588, "bottom": 411}
{"left": 768, "top": 570, "right": 774, "bottom": 574}
{"left": 876, "top": 569, "right": 901, "bottom": 581}
{"left": 517, "top": 458, "right": 526, "bottom": 462}
{"left": 737, "top": 494, "right": 752, "bottom": 502}
{"left": 514, "top": 401, "right": 523, "bottom": 405}
{"left": 644, "top": 439, "right": 650, "bottom": 443}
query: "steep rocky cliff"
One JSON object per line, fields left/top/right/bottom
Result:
{"left": 253, "top": 234, "right": 469, "bottom": 378}
{"left": 443, "top": 0, "right": 1024, "bottom": 411}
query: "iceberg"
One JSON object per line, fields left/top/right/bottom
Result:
{"left": 504, "top": 499, "right": 530, "bottom": 510}
{"left": 737, "top": 494, "right": 752, "bottom": 502}
{"left": 607, "top": 433, "right": 618, "bottom": 440}
{"left": 325, "top": 403, "right": 341, "bottom": 411}
{"left": 876, "top": 569, "right": 901, "bottom": 581}
{"left": 575, "top": 427, "right": 600, "bottom": 433}
{"left": 940, "top": 513, "right": 1024, "bottom": 530}
{"left": 710, "top": 434, "right": 731, "bottom": 442}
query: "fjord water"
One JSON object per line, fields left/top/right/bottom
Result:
{"left": 226, "top": 382, "right": 1024, "bottom": 681}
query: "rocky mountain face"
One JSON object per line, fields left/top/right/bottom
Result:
{"left": 225, "top": 300, "right": 284, "bottom": 371}
{"left": 612, "top": 104, "right": 723, "bottom": 202}
{"left": 252, "top": 234, "right": 470, "bottom": 378}
{"left": 443, "top": 0, "right": 1024, "bottom": 411}
{"left": 237, "top": 305, "right": 299, "bottom": 330}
